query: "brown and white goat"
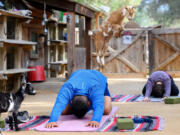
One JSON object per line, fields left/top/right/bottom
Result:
{"left": 93, "top": 6, "right": 136, "bottom": 66}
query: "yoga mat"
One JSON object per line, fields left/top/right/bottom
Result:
{"left": 111, "top": 93, "right": 180, "bottom": 102}
{"left": 98, "top": 115, "right": 165, "bottom": 132}
{"left": 34, "top": 107, "right": 118, "bottom": 132}
{"left": 111, "top": 94, "right": 141, "bottom": 102}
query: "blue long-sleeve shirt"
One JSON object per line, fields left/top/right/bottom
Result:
{"left": 145, "top": 71, "right": 171, "bottom": 97}
{"left": 48, "top": 69, "right": 108, "bottom": 123}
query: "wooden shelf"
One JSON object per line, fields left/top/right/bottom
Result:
{"left": 58, "top": 22, "right": 67, "bottom": 25}
{"left": 0, "top": 68, "right": 35, "bottom": 75}
{"left": 49, "top": 40, "right": 67, "bottom": 46}
{"left": 50, "top": 40, "right": 67, "bottom": 43}
{"left": 0, "top": 39, "right": 36, "bottom": 47}
{"left": 49, "top": 61, "right": 67, "bottom": 65}
{"left": 0, "top": 9, "right": 33, "bottom": 19}
{"left": 48, "top": 19, "right": 67, "bottom": 25}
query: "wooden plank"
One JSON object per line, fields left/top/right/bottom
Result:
{"left": 117, "top": 56, "right": 140, "bottom": 72}
{"left": 85, "top": 17, "right": 91, "bottom": 69}
{"left": 0, "top": 68, "right": 35, "bottom": 74}
{"left": 50, "top": 40, "right": 67, "bottom": 46}
{"left": 0, "top": 16, "right": 6, "bottom": 39}
{"left": 152, "top": 28, "right": 180, "bottom": 34}
{"left": 105, "top": 31, "right": 144, "bottom": 64}
{"left": 0, "top": 47, "right": 6, "bottom": 70}
{"left": 75, "top": 3, "right": 94, "bottom": 18}
{"left": 49, "top": 61, "right": 67, "bottom": 65}
{"left": 154, "top": 34, "right": 180, "bottom": 51}
{"left": 79, "top": 17, "right": 85, "bottom": 47}
{"left": 28, "top": 0, "right": 75, "bottom": 12}
{"left": 2, "top": 47, "right": 6, "bottom": 70}
{"left": 0, "top": 39, "right": 36, "bottom": 45}
{"left": 55, "top": 25, "right": 58, "bottom": 41}
{"left": 67, "top": 12, "right": 76, "bottom": 77}
{"left": 148, "top": 32, "right": 155, "bottom": 74}
{"left": 0, "top": 9, "right": 32, "bottom": 19}
{"left": 15, "top": 47, "right": 21, "bottom": 69}
{"left": 28, "top": 0, "right": 95, "bottom": 18}
{"left": 76, "top": 47, "right": 86, "bottom": 70}
{"left": 103, "top": 73, "right": 146, "bottom": 78}
{"left": 0, "top": 48, "right": 2, "bottom": 70}
{"left": 14, "top": 75, "right": 21, "bottom": 92}
{"left": 155, "top": 52, "right": 180, "bottom": 70}
{"left": 15, "top": 19, "right": 22, "bottom": 40}
{"left": 55, "top": 45, "right": 58, "bottom": 62}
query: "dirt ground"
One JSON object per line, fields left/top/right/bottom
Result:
{"left": 2, "top": 78, "right": 180, "bottom": 135}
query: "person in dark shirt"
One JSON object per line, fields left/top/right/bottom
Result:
{"left": 45, "top": 69, "right": 112, "bottom": 128}
{"left": 142, "top": 71, "right": 179, "bottom": 102}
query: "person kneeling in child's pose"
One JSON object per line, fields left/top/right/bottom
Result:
{"left": 142, "top": 71, "right": 179, "bottom": 102}
{"left": 45, "top": 69, "right": 112, "bottom": 128}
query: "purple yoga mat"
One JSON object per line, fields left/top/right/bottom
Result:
{"left": 35, "top": 107, "right": 118, "bottom": 132}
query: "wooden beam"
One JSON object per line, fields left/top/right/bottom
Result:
{"left": 154, "top": 34, "right": 180, "bottom": 52}
{"left": 148, "top": 31, "right": 155, "bottom": 74}
{"left": 0, "top": 39, "right": 36, "bottom": 45}
{"left": 152, "top": 28, "right": 180, "bottom": 34}
{"left": 105, "top": 31, "right": 144, "bottom": 64}
{"left": 15, "top": 47, "right": 22, "bottom": 69}
{"left": 0, "top": 16, "right": 6, "bottom": 39}
{"left": 28, "top": 0, "right": 75, "bottom": 12}
{"left": 0, "top": 9, "right": 32, "bottom": 19}
{"left": 28, "top": 0, "right": 95, "bottom": 18}
{"left": 67, "top": 12, "right": 76, "bottom": 77}
{"left": 0, "top": 68, "right": 35, "bottom": 74}
{"left": 75, "top": 3, "right": 94, "bottom": 18}
{"left": 0, "top": 47, "right": 6, "bottom": 70}
{"left": 155, "top": 52, "right": 180, "bottom": 70}
{"left": 15, "top": 19, "right": 22, "bottom": 40}
{"left": 85, "top": 17, "right": 91, "bottom": 69}
{"left": 103, "top": 73, "right": 146, "bottom": 78}
{"left": 117, "top": 56, "right": 140, "bottom": 73}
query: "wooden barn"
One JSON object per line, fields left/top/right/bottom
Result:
{"left": 0, "top": 0, "right": 97, "bottom": 92}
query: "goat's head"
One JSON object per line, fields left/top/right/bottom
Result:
{"left": 123, "top": 6, "right": 136, "bottom": 20}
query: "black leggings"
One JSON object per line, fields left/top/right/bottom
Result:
{"left": 142, "top": 77, "right": 179, "bottom": 97}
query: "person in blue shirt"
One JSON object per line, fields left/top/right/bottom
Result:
{"left": 45, "top": 69, "right": 112, "bottom": 128}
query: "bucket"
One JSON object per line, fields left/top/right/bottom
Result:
{"left": 28, "top": 66, "right": 45, "bottom": 82}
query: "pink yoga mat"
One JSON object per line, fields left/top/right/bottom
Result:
{"left": 35, "top": 107, "right": 118, "bottom": 132}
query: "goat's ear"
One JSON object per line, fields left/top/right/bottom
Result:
{"left": 124, "top": 6, "right": 128, "bottom": 10}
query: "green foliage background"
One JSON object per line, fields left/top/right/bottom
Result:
{"left": 76, "top": 0, "right": 180, "bottom": 28}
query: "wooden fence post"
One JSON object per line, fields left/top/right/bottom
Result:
{"left": 67, "top": 12, "right": 76, "bottom": 77}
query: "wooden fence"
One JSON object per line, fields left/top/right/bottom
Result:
{"left": 91, "top": 28, "right": 180, "bottom": 78}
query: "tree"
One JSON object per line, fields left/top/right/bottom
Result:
{"left": 139, "top": 0, "right": 180, "bottom": 27}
